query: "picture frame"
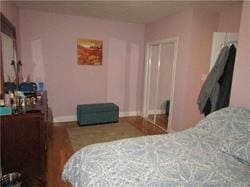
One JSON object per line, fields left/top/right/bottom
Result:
{"left": 77, "top": 38, "right": 103, "bottom": 65}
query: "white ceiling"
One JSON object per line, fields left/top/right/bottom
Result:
{"left": 15, "top": 1, "right": 242, "bottom": 24}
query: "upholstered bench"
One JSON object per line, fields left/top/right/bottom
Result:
{"left": 77, "top": 103, "right": 119, "bottom": 126}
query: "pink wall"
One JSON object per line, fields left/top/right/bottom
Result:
{"left": 146, "top": 7, "right": 241, "bottom": 131}
{"left": 146, "top": 9, "right": 194, "bottom": 131}
{"left": 1, "top": 0, "right": 21, "bottom": 59}
{"left": 217, "top": 6, "right": 242, "bottom": 32}
{"left": 17, "top": 4, "right": 244, "bottom": 125}
{"left": 184, "top": 9, "right": 220, "bottom": 129}
{"left": 145, "top": 9, "right": 220, "bottom": 131}
{"left": 19, "top": 9, "right": 145, "bottom": 118}
{"left": 230, "top": 1, "right": 250, "bottom": 108}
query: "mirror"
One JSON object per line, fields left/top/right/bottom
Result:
{"left": 0, "top": 13, "right": 19, "bottom": 96}
{"left": 143, "top": 38, "right": 178, "bottom": 132}
{"left": 2, "top": 32, "right": 17, "bottom": 82}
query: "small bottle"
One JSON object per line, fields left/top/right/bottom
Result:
{"left": 10, "top": 92, "right": 16, "bottom": 109}
{"left": 4, "top": 92, "right": 11, "bottom": 106}
{"left": 21, "top": 97, "right": 25, "bottom": 107}
{"left": 0, "top": 99, "right": 4, "bottom": 107}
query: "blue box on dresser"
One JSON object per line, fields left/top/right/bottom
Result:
{"left": 77, "top": 103, "right": 119, "bottom": 126}
{"left": 0, "top": 106, "right": 12, "bottom": 116}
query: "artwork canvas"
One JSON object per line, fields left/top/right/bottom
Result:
{"left": 77, "top": 38, "right": 103, "bottom": 65}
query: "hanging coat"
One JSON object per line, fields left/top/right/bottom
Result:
{"left": 197, "top": 46, "right": 229, "bottom": 114}
{"left": 216, "top": 45, "right": 236, "bottom": 110}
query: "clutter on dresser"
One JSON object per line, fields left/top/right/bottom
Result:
{"left": 1, "top": 81, "right": 46, "bottom": 115}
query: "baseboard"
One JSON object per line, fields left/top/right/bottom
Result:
{"left": 148, "top": 109, "right": 165, "bottom": 115}
{"left": 119, "top": 111, "right": 141, "bottom": 117}
{"left": 53, "top": 111, "right": 142, "bottom": 124}
{"left": 53, "top": 115, "right": 77, "bottom": 123}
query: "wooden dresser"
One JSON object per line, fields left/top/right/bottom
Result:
{"left": 1, "top": 92, "right": 52, "bottom": 186}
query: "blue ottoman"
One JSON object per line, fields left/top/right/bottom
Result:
{"left": 77, "top": 103, "right": 119, "bottom": 126}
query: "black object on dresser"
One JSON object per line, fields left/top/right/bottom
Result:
{"left": 1, "top": 92, "right": 53, "bottom": 186}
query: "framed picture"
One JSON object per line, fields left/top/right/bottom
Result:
{"left": 77, "top": 38, "right": 103, "bottom": 65}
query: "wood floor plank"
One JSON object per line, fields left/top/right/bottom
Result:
{"left": 46, "top": 116, "right": 165, "bottom": 186}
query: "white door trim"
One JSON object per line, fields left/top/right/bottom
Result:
{"left": 142, "top": 37, "right": 179, "bottom": 132}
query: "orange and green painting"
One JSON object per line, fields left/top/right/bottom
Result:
{"left": 77, "top": 38, "right": 103, "bottom": 65}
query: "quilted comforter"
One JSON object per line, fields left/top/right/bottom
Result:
{"left": 62, "top": 107, "right": 250, "bottom": 186}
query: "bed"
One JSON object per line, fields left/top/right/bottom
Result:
{"left": 62, "top": 107, "right": 250, "bottom": 186}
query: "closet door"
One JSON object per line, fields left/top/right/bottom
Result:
{"left": 143, "top": 37, "right": 178, "bottom": 132}
{"left": 156, "top": 43, "right": 174, "bottom": 129}
{"left": 148, "top": 45, "right": 160, "bottom": 123}
{"left": 146, "top": 43, "right": 175, "bottom": 130}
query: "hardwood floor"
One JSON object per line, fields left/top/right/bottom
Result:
{"left": 46, "top": 116, "right": 166, "bottom": 187}
{"left": 148, "top": 114, "right": 168, "bottom": 130}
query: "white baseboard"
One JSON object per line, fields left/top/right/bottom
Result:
{"left": 53, "top": 115, "right": 77, "bottom": 123}
{"left": 119, "top": 111, "right": 141, "bottom": 117}
{"left": 53, "top": 111, "right": 142, "bottom": 123}
{"left": 148, "top": 109, "right": 165, "bottom": 115}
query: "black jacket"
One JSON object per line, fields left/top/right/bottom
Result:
{"left": 216, "top": 44, "right": 236, "bottom": 110}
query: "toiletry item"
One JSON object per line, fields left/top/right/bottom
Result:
{"left": 38, "top": 82, "right": 45, "bottom": 92}
{"left": 4, "top": 93, "right": 11, "bottom": 106}
{"left": 10, "top": 92, "right": 16, "bottom": 109}
{"left": 20, "top": 97, "right": 25, "bottom": 107}
{"left": 0, "top": 99, "right": 4, "bottom": 107}
{"left": 31, "top": 97, "right": 36, "bottom": 105}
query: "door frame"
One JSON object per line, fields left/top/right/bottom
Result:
{"left": 142, "top": 37, "right": 179, "bottom": 132}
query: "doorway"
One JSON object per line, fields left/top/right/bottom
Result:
{"left": 143, "top": 37, "right": 178, "bottom": 132}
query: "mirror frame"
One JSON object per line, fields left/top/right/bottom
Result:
{"left": 0, "top": 13, "right": 17, "bottom": 98}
